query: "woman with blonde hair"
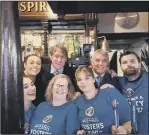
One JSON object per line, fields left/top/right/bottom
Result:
{"left": 30, "top": 74, "right": 79, "bottom": 134}
{"left": 34, "top": 44, "right": 81, "bottom": 106}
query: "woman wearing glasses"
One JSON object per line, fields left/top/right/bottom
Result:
{"left": 75, "top": 66, "right": 132, "bottom": 134}
{"left": 30, "top": 74, "right": 79, "bottom": 134}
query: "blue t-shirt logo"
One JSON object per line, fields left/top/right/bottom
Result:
{"left": 127, "top": 96, "right": 144, "bottom": 113}
{"left": 126, "top": 88, "right": 134, "bottom": 97}
{"left": 85, "top": 107, "right": 94, "bottom": 116}
{"left": 42, "top": 115, "right": 53, "bottom": 123}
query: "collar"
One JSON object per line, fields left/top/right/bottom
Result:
{"left": 50, "top": 64, "right": 64, "bottom": 74}
{"left": 92, "top": 70, "right": 105, "bottom": 78}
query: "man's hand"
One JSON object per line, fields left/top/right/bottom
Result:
{"left": 108, "top": 69, "right": 118, "bottom": 78}
{"left": 77, "top": 130, "right": 86, "bottom": 134}
{"left": 100, "top": 84, "right": 115, "bottom": 89}
{"left": 112, "top": 125, "right": 128, "bottom": 134}
{"left": 73, "top": 92, "right": 81, "bottom": 100}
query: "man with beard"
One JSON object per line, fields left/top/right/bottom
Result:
{"left": 119, "top": 51, "right": 148, "bottom": 134}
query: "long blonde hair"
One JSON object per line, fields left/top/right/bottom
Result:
{"left": 45, "top": 74, "right": 75, "bottom": 102}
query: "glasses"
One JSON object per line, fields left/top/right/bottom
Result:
{"left": 53, "top": 84, "right": 68, "bottom": 89}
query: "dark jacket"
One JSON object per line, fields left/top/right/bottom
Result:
{"left": 33, "top": 63, "right": 79, "bottom": 106}
{"left": 95, "top": 72, "right": 122, "bottom": 93}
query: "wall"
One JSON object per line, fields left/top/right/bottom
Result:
{"left": 126, "top": 40, "right": 148, "bottom": 57}
{"left": 97, "top": 12, "right": 149, "bottom": 33}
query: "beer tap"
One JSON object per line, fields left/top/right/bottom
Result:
{"left": 131, "top": 98, "right": 138, "bottom": 134}
{"left": 112, "top": 99, "right": 119, "bottom": 128}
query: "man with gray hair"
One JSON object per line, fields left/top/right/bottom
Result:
{"left": 91, "top": 49, "right": 121, "bottom": 91}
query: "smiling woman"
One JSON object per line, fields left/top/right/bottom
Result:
{"left": 45, "top": 74, "right": 74, "bottom": 103}
{"left": 29, "top": 74, "right": 80, "bottom": 134}
{"left": 24, "top": 54, "right": 41, "bottom": 83}
{"left": 23, "top": 75, "right": 36, "bottom": 134}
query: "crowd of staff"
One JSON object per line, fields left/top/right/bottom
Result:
{"left": 23, "top": 44, "right": 148, "bottom": 134}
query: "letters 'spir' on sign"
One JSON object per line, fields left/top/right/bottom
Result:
{"left": 18, "top": 1, "right": 58, "bottom": 19}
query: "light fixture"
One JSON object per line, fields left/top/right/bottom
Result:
{"left": 97, "top": 36, "right": 110, "bottom": 52}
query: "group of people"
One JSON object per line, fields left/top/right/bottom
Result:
{"left": 23, "top": 44, "right": 148, "bottom": 134}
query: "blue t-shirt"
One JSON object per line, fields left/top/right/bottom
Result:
{"left": 24, "top": 103, "right": 36, "bottom": 134}
{"left": 119, "top": 71, "right": 148, "bottom": 134}
{"left": 75, "top": 88, "right": 131, "bottom": 134}
{"left": 30, "top": 101, "right": 79, "bottom": 134}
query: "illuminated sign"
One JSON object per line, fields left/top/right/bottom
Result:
{"left": 19, "top": 2, "right": 48, "bottom": 12}
{"left": 18, "top": 1, "right": 57, "bottom": 19}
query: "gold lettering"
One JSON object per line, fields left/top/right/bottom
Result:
{"left": 35, "top": 2, "right": 39, "bottom": 12}
{"left": 40, "top": 2, "right": 47, "bottom": 12}
{"left": 27, "top": 2, "right": 34, "bottom": 12}
{"left": 19, "top": 2, "right": 49, "bottom": 13}
{"left": 19, "top": 2, "right": 26, "bottom": 12}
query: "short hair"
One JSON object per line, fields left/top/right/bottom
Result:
{"left": 49, "top": 44, "right": 68, "bottom": 59}
{"left": 24, "top": 54, "right": 41, "bottom": 63}
{"left": 119, "top": 51, "right": 141, "bottom": 64}
{"left": 45, "top": 74, "right": 75, "bottom": 102}
{"left": 75, "top": 66, "right": 94, "bottom": 79}
{"left": 92, "top": 49, "right": 109, "bottom": 62}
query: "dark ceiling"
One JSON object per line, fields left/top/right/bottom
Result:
{"left": 49, "top": 1, "right": 149, "bottom": 14}
{"left": 20, "top": 20, "right": 85, "bottom": 30}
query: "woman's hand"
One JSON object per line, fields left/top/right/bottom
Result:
{"left": 112, "top": 125, "right": 128, "bottom": 134}
{"left": 108, "top": 69, "right": 118, "bottom": 78}
{"left": 77, "top": 130, "right": 86, "bottom": 134}
{"left": 73, "top": 92, "right": 81, "bottom": 100}
{"left": 100, "top": 84, "right": 115, "bottom": 89}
